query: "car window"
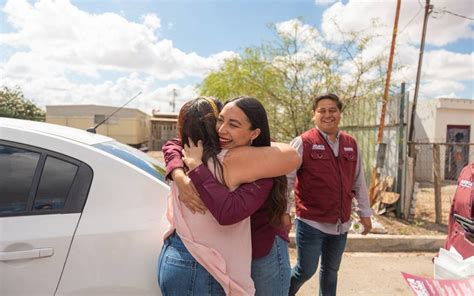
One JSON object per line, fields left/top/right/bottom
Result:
{"left": 33, "top": 156, "right": 79, "bottom": 211}
{"left": 93, "top": 141, "right": 166, "bottom": 183}
{"left": 0, "top": 145, "right": 40, "bottom": 214}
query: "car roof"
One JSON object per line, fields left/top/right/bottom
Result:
{"left": 0, "top": 117, "right": 113, "bottom": 145}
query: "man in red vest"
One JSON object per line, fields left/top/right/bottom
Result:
{"left": 287, "top": 93, "right": 372, "bottom": 296}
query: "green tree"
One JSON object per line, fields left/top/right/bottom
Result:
{"left": 200, "top": 20, "right": 390, "bottom": 141}
{"left": 0, "top": 86, "right": 45, "bottom": 121}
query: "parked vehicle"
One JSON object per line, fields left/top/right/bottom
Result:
{"left": 0, "top": 118, "right": 169, "bottom": 295}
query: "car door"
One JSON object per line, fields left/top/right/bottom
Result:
{"left": 0, "top": 141, "right": 93, "bottom": 296}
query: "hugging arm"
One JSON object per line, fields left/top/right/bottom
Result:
{"left": 162, "top": 138, "right": 206, "bottom": 213}
{"left": 224, "top": 143, "right": 301, "bottom": 186}
{"left": 162, "top": 138, "right": 184, "bottom": 180}
{"left": 188, "top": 164, "right": 273, "bottom": 225}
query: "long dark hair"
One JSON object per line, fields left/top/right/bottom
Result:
{"left": 178, "top": 97, "right": 224, "bottom": 182}
{"left": 225, "top": 96, "right": 288, "bottom": 226}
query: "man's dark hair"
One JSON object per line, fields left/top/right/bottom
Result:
{"left": 312, "top": 93, "right": 343, "bottom": 111}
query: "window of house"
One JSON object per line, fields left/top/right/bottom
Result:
{"left": 94, "top": 114, "right": 106, "bottom": 124}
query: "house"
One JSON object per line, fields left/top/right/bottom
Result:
{"left": 413, "top": 98, "right": 474, "bottom": 181}
{"left": 149, "top": 112, "right": 178, "bottom": 151}
{"left": 46, "top": 105, "right": 150, "bottom": 147}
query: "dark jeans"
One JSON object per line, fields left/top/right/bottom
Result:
{"left": 289, "top": 219, "right": 348, "bottom": 296}
{"left": 251, "top": 235, "right": 291, "bottom": 296}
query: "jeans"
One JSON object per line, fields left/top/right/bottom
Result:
{"left": 289, "top": 219, "right": 348, "bottom": 296}
{"left": 251, "top": 235, "right": 291, "bottom": 296}
{"left": 157, "top": 232, "right": 226, "bottom": 296}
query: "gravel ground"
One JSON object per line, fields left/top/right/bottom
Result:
{"left": 290, "top": 250, "right": 436, "bottom": 296}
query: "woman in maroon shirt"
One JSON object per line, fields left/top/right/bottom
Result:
{"left": 163, "top": 96, "right": 296, "bottom": 295}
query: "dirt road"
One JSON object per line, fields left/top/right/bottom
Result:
{"left": 290, "top": 250, "right": 435, "bottom": 295}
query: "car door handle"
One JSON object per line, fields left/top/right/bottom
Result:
{"left": 0, "top": 248, "right": 54, "bottom": 261}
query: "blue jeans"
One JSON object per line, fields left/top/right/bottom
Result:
{"left": 251, "top": 235, "right": 291, "bottom": 296}
{"left": 157, "top": 232, "right": 226, "bottom": 296}
{"left": 289, "top": 220, "right": 348, "bottom": 296}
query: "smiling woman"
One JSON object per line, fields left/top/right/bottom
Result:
{"left": 216, "top": 101, "right": 261, "bottom": 149}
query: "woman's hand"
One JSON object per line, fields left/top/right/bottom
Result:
{"left": 183, "top": 138, "right": 204, "bottom": 171}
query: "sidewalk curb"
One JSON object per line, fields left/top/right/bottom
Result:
{"left": 289, "top": 233, "right": 446, "bottom": 252}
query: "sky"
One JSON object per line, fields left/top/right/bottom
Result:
{"left": 0, "top": 0, "right": 473, "bottom": 114}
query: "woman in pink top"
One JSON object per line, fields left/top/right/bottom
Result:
{"left": 157, "top": 97, "right": 300, "bottom": 295}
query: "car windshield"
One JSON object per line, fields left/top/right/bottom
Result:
{"left": 94, "top": 141, "right": 166, "bottom": 183}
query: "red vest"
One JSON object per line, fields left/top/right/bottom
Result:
{"left": 444, "top": 162, "right": 474, "bottom": 259}
{"left": 294, "top": 128, "right": 358, "bottom": 224}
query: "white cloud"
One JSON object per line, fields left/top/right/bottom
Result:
{"left": 0, "top": 0, "right": 236, "bottom": 81}
{"left": 276, "top": 19, "right": 320, "bottom": 42}
{"left": 0, "top": 0, "right": 236, "bottom": 113}
{"left": 321, "top": 0, "right": 474, "bottom": 46}
{"left": 274, "top": 19, "right": 334, "bottom": 61}
{"left": 0, "top": 68, "right": 199, "bottom": 114}
{"left": 275, "top": 19, "right": 328, "bottom": 54}
{"left": 320, "top": 0, "right": 473, "bottom": 99}
{"left": 415, "top": 80, "right": 465, "bottom": 100}
{"left": 423, "top": 50, "right": 474, "bottom": 80}
{"left": 391, "top": 47, "right": 473, "bottom": 82}
{"left": 142, "top": 14, "right": 161, "bottom": 31}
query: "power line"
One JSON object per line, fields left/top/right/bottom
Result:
{"left": 399, "top": 6, "right": 423, "bottom": 35}
{"left": 436, "top": 9, "right": 474, "bottom": 21}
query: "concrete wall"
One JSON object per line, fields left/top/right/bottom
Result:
{"left": 435, "top": 99, "right": 474, "bottom": 142}
{"left": 46, "top": 105, "right": 150, "bottom": 146}
{"left": 413, "top": 100, "right": 437, "bottom": 181}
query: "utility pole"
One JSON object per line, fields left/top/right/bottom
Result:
{"left": 170, "top": 88, "right": 177, "bottom": 112}
{"left": 408, "top": 0, "right": 433, "bottom": 156}
{"left": 369, "top": 0, "right": 402, "bottom": 206}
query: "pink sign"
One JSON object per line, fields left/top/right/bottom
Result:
{"left": 402, "top": 272, "right": 474, "bottom": 296}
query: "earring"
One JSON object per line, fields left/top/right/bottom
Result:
{"left": 250, "top": 138, "right": 253, "bottom": 145}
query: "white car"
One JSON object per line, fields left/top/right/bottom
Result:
{"left": 0, "top": 118, "right": 170, "bottom": 296}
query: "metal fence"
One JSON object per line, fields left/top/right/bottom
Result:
{"left": 412, "top": 142, "right": 474, "bottom": 182}
{"left": 408, "top": 142, "right": 473, "bottom": 222}
{"left": 341, "top": 89, "right": 409, "bottom": 206}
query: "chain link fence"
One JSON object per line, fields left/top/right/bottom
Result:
{"left": 407, "top": 142, "right": 473, "bottom": 223}
{"left": 413, "top": 142, "right": 473, "bottom": 182}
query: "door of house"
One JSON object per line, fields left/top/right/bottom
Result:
{"left": 445, "top": 125, "right": 470, "bottom": 180}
